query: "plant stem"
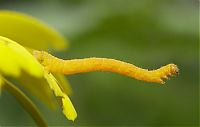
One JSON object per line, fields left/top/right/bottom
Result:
{"left": 2, "top": 78, "right": 47, "bottom": 127}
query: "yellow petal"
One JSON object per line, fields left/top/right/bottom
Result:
{"left": 0, "top": 36, "right": 57, "bottom": 110}
{"left": 0, "top": 10, "right": 67, "bottom": 50}
{"left": 0, "top": 42, "right": 21, "bottom": 76}
{"left": 62, "top": 94, "right": 77, "bottom": 121}
{"left": 44, "top": 71, "right": 77, "bottom": 121}
{"left": 53, "top": 74, "right": 73, "bottom": 96}
{"left": 0, "top": 36, "right": 43, "bottom": 77}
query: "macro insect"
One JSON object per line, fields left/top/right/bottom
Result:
{"left": 33, "top": 50, "right": 179, "bottom": 84}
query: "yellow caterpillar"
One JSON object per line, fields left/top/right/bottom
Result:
{"left": 33, "top": 51, "right": 179, "bottom": 84}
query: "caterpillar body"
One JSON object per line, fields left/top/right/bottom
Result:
{"left": 33, "top": 51, "right": 179, "bottom": 84}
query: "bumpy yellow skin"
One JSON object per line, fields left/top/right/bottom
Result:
{"left": 33, "top": 51, "right": 179, "bottom": 84}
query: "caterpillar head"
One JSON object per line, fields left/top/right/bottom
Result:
{"left": 33, "top": 50, "right": 53, "bottom": 67}
{"left": 33, "top": 50, "right": 45, "bottom": 63}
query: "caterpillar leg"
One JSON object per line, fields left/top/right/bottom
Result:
{"left": 150, "top": 64, "right": 179, "bottom": 84}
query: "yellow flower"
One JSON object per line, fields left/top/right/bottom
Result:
{"left": 0, "top": 36, "right": 77, "bottom": 122}
{"left": 0, "top": 10, "right": 76, "bottom": 126}
{"left": 0, "top": 10, "right": 73, "bottom": 96}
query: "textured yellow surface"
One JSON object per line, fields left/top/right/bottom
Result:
{"left": 34, "top": 50, "right": 179, "bottom": 84}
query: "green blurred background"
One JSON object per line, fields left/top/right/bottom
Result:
{"left": 0, "top": 0, "right": 199, "bottom": 126}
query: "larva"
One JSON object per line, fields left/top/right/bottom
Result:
{"left": 33, "top": 51, "right": 179, "bottom": 84}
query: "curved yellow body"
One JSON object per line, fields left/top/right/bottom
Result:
{"left": 34, "top": 51, "right": 179, "bottom": 84}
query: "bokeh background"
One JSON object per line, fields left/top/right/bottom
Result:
{"left": 0, "top": 0, "right": 199, "bottom": 126}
